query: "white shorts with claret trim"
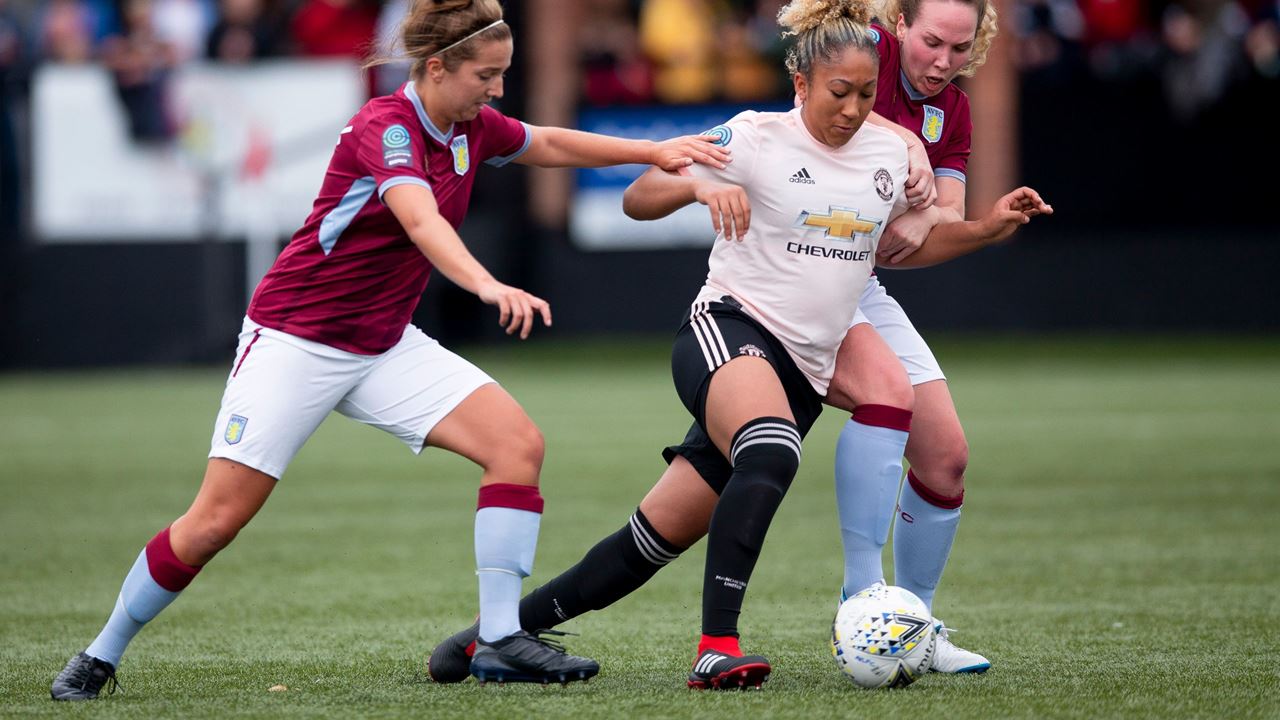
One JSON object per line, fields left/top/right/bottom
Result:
{"left": 850, "top": 276, "right": 946, "bottom": 386}
{"left": 208, "top": 317, "right": 494, "bottom": 479}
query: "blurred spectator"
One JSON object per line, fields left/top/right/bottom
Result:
{"left": 1161, "top": 0, "right": 1251, "bottom": 121}
{"left": 1, "top": 0, "right": 24, "bottom": 239}
{"left": 102, "top": 0, "right": 178, "bottom": 142}
{"left": 720, "top": 2, "right": 782, "bottom": 101}
{"left": 1080, "top": 0, "right": 1148, "bottom": 43}
{"left": 580, "top": 0, "right": 654, "bottom": 106}
{"left": 40, "top": 0, "right": 97, "bottom": 63}
{"left": 1244, "top": 0, "right": 1280, "bottom": 76}
{"left": 207, "top": 0, "right": 286, "bottom": 62}
{"left": 152, "top": 0, "right": 214, "bottom": 62}
{"left": 1015, "top": 0, "right": 1084, "bottom": 72}
{"left": 639, "top": 0, "right": 720, "bottom": 103}
{"left": 290, "top": 0, "right": 379, "bottom": 59}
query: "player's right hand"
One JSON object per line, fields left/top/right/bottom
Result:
{"left": 651, "top": 135, "right": 733, "bottom": 171}
{"left": 476, "top": 279, "right": 552, "bottom": 340}
{"left": 692, "top": 179, "right": 751, "bottom": 242}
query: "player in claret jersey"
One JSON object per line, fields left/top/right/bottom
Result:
{"left": 823, "top": 0, "right": 1004, "bottom": 674}
{"left": 50, "top": 0, "right": 729, "bottom": 700}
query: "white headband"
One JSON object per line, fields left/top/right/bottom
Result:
{"left": 431, "top": 19, "right": 506, "bottom": 57}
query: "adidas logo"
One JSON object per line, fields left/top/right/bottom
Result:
{"left": 789, "top": 167, "right": 816, "bottom": 184}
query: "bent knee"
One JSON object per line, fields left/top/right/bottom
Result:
{"left": 179, "top": 513, "right": 247, "bottom": 561}
{"left": 489, "top": 420, "right": 545, "bottom": 485}
{"left": 876, "top": 375, "right": 915, "bottom": 413}
{"left": 731, "top": 417, "right": 802, "bottom": 487}
{"left": 910, "top": 442, "right": 969, "bottom": 497}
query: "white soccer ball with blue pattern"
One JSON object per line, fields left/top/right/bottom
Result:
{"left": 831, "top": 584, "right": 936, "bottom": 688}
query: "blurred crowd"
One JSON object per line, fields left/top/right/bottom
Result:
{"left": 1017, "top": 0, "right": 1279, "bottom": 121}
{"left": 0, "top": 0, "right": 1273, "bottom": 120}
{"left": 583, "top": 0, "right": 1277, "bottom": 120}
{"left": 0, "top": 0, "right": 1274, "bottom": 238}
{"left": 0, "top": 0, "right": 414, "bottom": 136}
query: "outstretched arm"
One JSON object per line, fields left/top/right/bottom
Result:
{"left": 384, "top": 183, "right": 550, "bottom": 339}
{"left": 516, "top": 126, "right": 731, "bottom": 171}
{"left": 623, "top": 166, "right": 752, "bottom": 241}
{"left": 885, "top": 187, "right": 1053, "bottom": 269}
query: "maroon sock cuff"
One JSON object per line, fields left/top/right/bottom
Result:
{"left": 851, "top": 404, "right": 913, "bottom": 432}
{"left": 906, "top": 470, "right": 964, "bottom": 510}
{"left": 477, "top": 483, "right": 544, "bottom": 513}
{"left": 145, "top": 527, "right": 203, "bottom": 592}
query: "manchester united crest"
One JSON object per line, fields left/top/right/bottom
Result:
{"left": 922, "top": 105, "right": 944, "bottom": 144}
{"left": 874, "top": 168, "right": 893, "bottom": 201}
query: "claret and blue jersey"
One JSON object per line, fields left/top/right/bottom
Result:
{"left": 869, "top": 22, "right": 972, "bottom": 183}
{"left": 247, "top": 82, "right": 532, "bottom": 356}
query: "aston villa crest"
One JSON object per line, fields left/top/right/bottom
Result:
{"left": 922, "top": 105, "right": 944, "bottom": 144}
{"left": 451, "top": 135, "right": 470, "bottom": 175}
{"left": 225, "top": 414, "right": 248, "bottom": 445}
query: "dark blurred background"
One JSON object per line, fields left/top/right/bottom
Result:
{"left": 0, "top": 0, "right": 1276, "bottom": 368}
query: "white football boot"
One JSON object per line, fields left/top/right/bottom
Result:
{"left": 929, "top": 619, "right": 991, "bottom": 673}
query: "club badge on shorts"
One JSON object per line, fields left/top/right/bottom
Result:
{"left": 225, "top": 415, "right": 248, "bottom": 445}
{"left": 451, "top": 135, "right": 470, "bottom": 175}
{"left": 922, "top": 105, "right": 944, "bottom": 144}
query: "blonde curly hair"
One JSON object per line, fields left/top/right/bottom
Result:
{"left": 875, "top": 0, "right": 998, "bottom": 77}
{"left": 777, "top": 0, "right": 880, "bottom": 77}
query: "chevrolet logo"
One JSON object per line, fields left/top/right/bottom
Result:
{"left": 796, "top": 207, "right": 881, "bottom": 240}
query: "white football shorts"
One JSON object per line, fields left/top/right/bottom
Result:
{"left": 850, "top": 276, "right": 946, "bottom": 386}
{"left": 208, "top": 317, "right": 494, "bottom": 479}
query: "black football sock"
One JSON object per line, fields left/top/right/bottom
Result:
{"left": 701, "top": 417, "right": 802, "bottom": 639}
{"left": 519, "top": 508, "right": 684, "bottom": 631}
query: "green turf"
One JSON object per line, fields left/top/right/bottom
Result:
{"left": 2, "top": 335, "right": 1278, "bottom": 719}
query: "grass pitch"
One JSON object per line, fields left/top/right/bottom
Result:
{"left": 2, "top": 335, "right": 1278, "bottom": 719}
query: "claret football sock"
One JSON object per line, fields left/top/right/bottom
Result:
{"left": 84, "top": 527, "right": 202, "bottom": 667}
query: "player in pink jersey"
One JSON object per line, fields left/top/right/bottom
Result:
{"left": 822, "top": 0, "right": 1005, "bottom": 674}
{"left": 51, "top": 0, "right": 731, "bottom": 700}
{"left": 425, "top": 0, "right": 1048, "bottom": 690}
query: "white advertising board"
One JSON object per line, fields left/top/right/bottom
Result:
{"left": 32, "top": 61, "right": 364, "bottom": 243}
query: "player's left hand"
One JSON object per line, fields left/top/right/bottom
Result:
{"left": 904, "top": 140, "right": 936, "bottom": 210}
{"left": 476, "top": 278, "right": 553, "bottom": 340}
{"left": 650, "top": 136, "right": 732, "bottom": 172}
{"left": 979, "top": 186, "right": 1053, "bottom": 244}
{"left": 877, "top": 208, "right": 936, "bottom": 265}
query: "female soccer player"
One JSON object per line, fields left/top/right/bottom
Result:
{"left": 824, "top": 0, "right": 1002, "bottom": 674}
{"left": 50, "top": 0, "right": 729, "bottom": 700}
{"left": 625, "top": 0, "right": 1043, "bottom": 687}
{"left": 428, "top": 0, "right": 1047, "bottom": 690}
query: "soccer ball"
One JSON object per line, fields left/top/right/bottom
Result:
{"left": 831, "top": 584, "right": 936, "bottom": 688}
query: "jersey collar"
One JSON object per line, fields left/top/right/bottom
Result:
{"left": 899, "top": 69, "right": 929, "bottom": 102}
{"left": 403, "top": 81, "right": 455, "bottom": 145}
